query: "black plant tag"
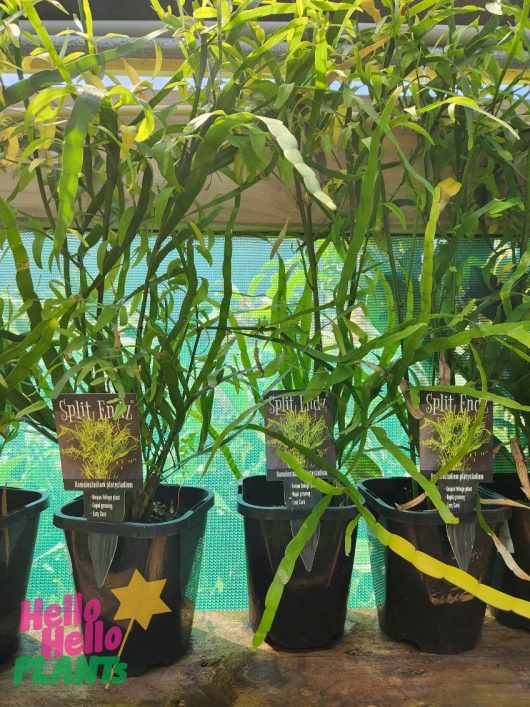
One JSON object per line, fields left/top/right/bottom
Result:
{"left": 282, "top": 477, "right": 322, "bottom": 511}
{"left": 264, "top": 390, "right": 335, "bottom": 512}
{"left": 52, "top": 393, "right": 143, "bottom": 493}
{"left": 84, "top": 490, "right": 125, "bottom": 585}
{"left": 84, "top": 489, "right": 126, "bottom": 522}
{"left": 419, "top": 390, "right": 493, "bottom": 515}
{"left": 438, "top": 479, "right": 479, "bottom": 515}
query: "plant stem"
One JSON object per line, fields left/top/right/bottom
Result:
{"left": 295, "top": 178, "right": 322, "bottom": 358}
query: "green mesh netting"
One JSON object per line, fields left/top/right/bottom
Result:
{"left": 1, "top": 235, "right": 515, "bottom": 610}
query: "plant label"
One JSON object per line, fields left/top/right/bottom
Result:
{"left": 419, "top": 391, "right": 493, "bottom": 477}
{"left": 283, "top": 477, "right": 322, "bottom": 511}
{"left": 419, "top": 390, "right": 493, "bottom": 514}
{"left": 84, "top": 491, "right": 126, "bottom": 522}
{"left": 264, "top": 390, "right": 335, "bottom": 479}
{"left": 264, "top": 390, "right": 335, "bottom": 512}
{"left": 52, "top": 393, "right": 143, "bottom": 492}
{"left": 438, "top": 479, "right": 479, "bottom": 515}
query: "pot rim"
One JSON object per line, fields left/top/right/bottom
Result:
{"left": 483, "top": 473, "right": 530, "bottom": 508}
{"left": 359, "top": 476, "right": 511, "bottom": 525}
{"left": 53, "top": 483, "right": 214, "bottom": 538}
{"left": 0, "top": 487, "right": 49, "bottom": 529}
{"left": 237, "top": 474, "right": 358, "bottom": 520}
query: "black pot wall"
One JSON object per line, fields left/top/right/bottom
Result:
{"left": 238, "top": 475, "right": 358, "bottom": 649}
{"left": 53, "top": 485, "right": 213, "bottom": 676}
{"left": 0, "top": 488, "right": 48, "bottom": 664}
{"left": 359, "top": 477, "right": 511, "bottom": 654}
{"left": 483, "top": 473, "right": 530, "bottom": 630}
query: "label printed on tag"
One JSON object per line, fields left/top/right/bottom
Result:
{"left": 264, "top": 390, "right": 335, "bottom": 511}
{"left": 53, "top": 393, "right": 143, "bottom": 491}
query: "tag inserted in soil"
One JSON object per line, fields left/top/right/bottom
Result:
{"left": 264, "top": 389, "right": 335, "bottom": 512}
{"left": 264, "top": 390, "right": 336, "bottom": 571}
{"left": 53, "top": 393, "right": 144, "bottom": 587}
{"left": 419, "top": 390, "right": 493, "bottom": 516}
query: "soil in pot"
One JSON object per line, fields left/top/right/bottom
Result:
{"left": 359, "top": 476, "right": 511, "bottom": 654}
{"left": 483, "top": 473, "right": 530, "bottom": 630}
{"left": 0, "top": 488, "right": 49, "bottom": 664}
{"left": 238, "top": 475, "right": 358, "bottom": 649}
{"left": 53, "top": 484, "right": 213, "bottom": 676}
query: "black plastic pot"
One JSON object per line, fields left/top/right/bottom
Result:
{"left": 238, "top": 475, "right": 358, "bottom": 649}
{"left": 0, "top": 488, "right": 48, "bottom": 664}
{"left": 53, "top": 484, "right": 213, "bottom": 676}
{"left": 359, "top": 477, "right": 511, "bottom": 654}
{"left": 483, "top": 473, "right": 530, "bottom": 630}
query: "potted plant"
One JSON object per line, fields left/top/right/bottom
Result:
{"left": 453, "top": 246, "right": 530, "bottom": 630}
{"left": 0, "top": 0, "right": 338, "bottom": 673}
{"left": 0, "top": 405, "right": 48, "bottom": 664}
{"left": 237, "top": 386, "right": 359, "bottom": 649}
{"left": 188, "top": 0, "right": 530, "bottom": 652}
{"left": 358, "top": 394, "right": 513, "bottom": 653}
{"left": 307, "top": 0, "right": 530, "bottom": 653}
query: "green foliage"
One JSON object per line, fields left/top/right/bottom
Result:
{"left": 0, "top": 0, "right": 528, "bottom": 628}
{"left": 0, "top": 409, "right": 18, "bottom": 485}
{"left": 0, "top": 0, "right": 335, "bottom": 518}
{"left": 372, "top": 426, "right": 458, "bottom": 525}
{"left": 0, "top": 411, "right": 18, "bottom": 453}
{"left": 58, "top": 418, "right": 138, "bottom": 481}
{"left": 422, "top": 409, "right": 491, "bottom": 474}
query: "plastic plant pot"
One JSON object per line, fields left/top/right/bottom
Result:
{"left": 0, "top": 488, "right": 49, "bottom": 664}
{"left": 53, "top": 484, "right": 213, "bottom": 676}
{"left": 359, "top": 477, "right": 511, "bottom": 654}
{"left": 483, "top": 473, "right": 530, "bottom": 630}
{"left": 237, "top": 475, "right": 358, "bottom": 649}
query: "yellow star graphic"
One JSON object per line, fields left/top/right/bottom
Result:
{"left": 111, "top": 569, "right": 171, "bottom": 630}
{"left": 105, "top": 569, "right": 172, "bottom": 687}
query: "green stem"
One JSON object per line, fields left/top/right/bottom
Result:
{"left": 295, "top": 178, "right": 322, "bottom": 357}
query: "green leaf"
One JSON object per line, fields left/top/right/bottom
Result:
{"left": 274, "top": 82, "right": 295, "bottom": 110}
{"left": 15, "top": 400, "right": 48, "bottom": 419}
{"left": 3, "top": 30, "right": 166, "bottom": 108}
{"left": 137, "top": 107, "right": 156, "bottom": 142}
{"left": 276, "top": 450, "right": 345, "bottom": 495}
{"left": 55, "top": 86, "right": 104, "bottom": 253}
{"left": 345, "top": 515, "right": 360, "bottom": 556}
{"left": 256, "top": 116, "right": 336, "bottom": 211}
{"left": 4, "top": 319, "right": 58, "bottom": 389}
{"left": 372, "top": 427, "right": 458, "bottom": 525}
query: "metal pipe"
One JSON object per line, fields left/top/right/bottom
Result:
{"left": 17, "top": 21, "right": 530, "bottom": 66}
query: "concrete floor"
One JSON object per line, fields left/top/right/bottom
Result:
{"left": 1, "top": 610, "right": 529, "bottom": 706}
